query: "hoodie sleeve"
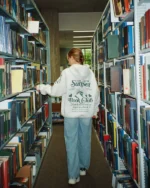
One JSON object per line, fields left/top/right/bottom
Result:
{"left": 51, "top": 71, "right": 66, "bottom": 96}
{"left": 36, "top": 70, "right": 66, "bottom": 97}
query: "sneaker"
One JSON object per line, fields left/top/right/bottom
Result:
{"left": 68, "top": 177, "right": 80, "bottom": 185}
{"left": 80, "top": 168, "right": 86, "bottom": 176}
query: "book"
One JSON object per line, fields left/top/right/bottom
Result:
{"left": 11, "top": 68, "right": 24, "bottom": 93}
{"left": 123, "top": 69, "right": 130, "bottom": 94}
{"left": 16, "top": 165, "right": 32, "bottom": 188}
{"left": 110, "top": 65, "right": 122, "bottom": 92}
{"left": 112, "top": 0, "right": 123, "bottom": 17}
{"left": 106, "top": 35, "right": 119, "bottom": 59}
{"left": 131, "top": 142, "right": 138, "bottom": 180}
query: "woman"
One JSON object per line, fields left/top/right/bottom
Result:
{"left": 36, "top": 48, "right": 100, "bottom": 185}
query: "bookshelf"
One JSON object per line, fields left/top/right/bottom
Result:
{"left": 0, "top": 0, "right": 52, "bottom": 187}
{"left": 92, "top": 0, "right": 150, "bottom": 187}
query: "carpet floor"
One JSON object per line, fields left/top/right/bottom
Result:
{"left": 34, "top": 125, "right": 112, "bottom": 188}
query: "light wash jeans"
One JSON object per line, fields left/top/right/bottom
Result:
{"left": 64, "top": 117, "right": 92, "bottom": 179}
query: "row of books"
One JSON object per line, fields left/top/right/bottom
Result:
{"left": 100, "top": 86, "right": 105, "bottom": 105}
{"left": 0, "top": 61, "right": 48, "bottom": 98}
{"left": 0, "top": 123, "right": 51, "bottom": 188}
{"left": 98, "top": 93, "right": 138, "bottom": 142}
{"left": 28, "top": 13, "right": 46, "bottom": 45}
{"left": 0, "top": 0, "right": 28, "bottom": 28}
{"left": 140, "top": 105, "right": 150, "bottom": 159}
{"left": 0, "top": 16, "right": 47, "bottom": 63}
{"left": 97, "top": 22, "right": 134, "bottom": 63}
{"left": 118, "top": 22, "right": 134, "bottom": 57}
{"left": 106, "top": 92, "right": 138, "bottom": 141}
{"left": 102, "top": 5, "right": 112, "bottom": 38}
{"left": 105, "top": 58, "right": 135, "bottom": 95}
{"left": 118, "top": 128, "right": 139, "bottom": 182}
{"left": 96, "top": 103, "right": 139, "bottom": 173}
{"left": 140, "top": 9, "right": 150, "bottom": 50}
{"left": 0, "top": 90, "right": 49, "bottom": 147}
{"left": 107, "top": 113, "right": 117, "bottom": 148}
{"left": 96, "top": 117, "right": 139, "bottom": 184}
{"left": 140, "top": 55, "right": 150, "bottom": 101}
{"left": 93, "top": 121, "right": 117, "bottom": 169}
{"left": 112, "top": 0, "right": 134, "bottom": 18}
{"left": 0, "top": 0, "right": 46, "bottom": 45}
{"left": 105, "top": 139, "right": 118, "bottom": 170}
{"left": 105, "top": 89, "right": 116, "bottom": 115}
{"left": 117, "top": 95, "right": 138, "bottom": 140}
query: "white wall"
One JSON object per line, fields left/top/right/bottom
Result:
{"left": 59, "top": 12, "right": 102, "bottom": 31}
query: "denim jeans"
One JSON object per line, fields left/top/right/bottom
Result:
{"left": 64, "top": 117, "right": 92, "bottom": 179}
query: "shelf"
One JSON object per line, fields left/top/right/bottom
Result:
{"left": 0, "top": 51, "right": 43, "bottom": 63}
{"left": 117, "top": 125, "right": 139, "bottom": 144}
{"left": 0, "top": 132, "right": 18, "bottom": 150}
{"left": 98, "top": 82, "right": 104, "bottom": 86}
{"left": 114, "top": 10, "right": 134, "bottom": 29}
{"left": 115, "top": 53, "right": 135, "bottom": 61}
{"left": 0, "top": 5, "right": 46, "bottom": 47}
{"left": 139, "top": 48, "right": 150, "bottom": 54}
{"left": 121, "top": 159, "right": 139, "bottom": 188}
{"left": 94, "top": 130, "right": 112, "bottom": 173}
{"left": 32, "top": 136, "right": 51, "bottom": 186}
{"left": 138, "top": 0, "right": 150, "bottom": 6}
{"left": 98, "top": 64, "right": 104, "bottom": 69}
{"left": 23, "top": 117, "right": 49, "bottom": 160}
{"left": 110, "top": 91, "right": 136, "bottom": 99}
{"left": 106, "top": 108, "right": 116, "bottom": 119}
{"left": 125, "top": 94, "right": 136, "bottom": 99}
{"left": 92, "top": 0, "right": 146, "bottom": 187}
{"left": 22, "top": 0, "right": 49, "bottom": 30}
{"left": 106, "top": 59, "right": 114, "bottom": 63}
{"left": 0, "top": 50, "right": 44, "bottom": 63}
{"left": 141, "top": 99, "right": 150, "bottom": 105}
{"left": 96, "top": 124, "right": 139, "bottom": 187}
{"left": 16, "top": 57, "right": 41, "bottom": 64}
{"left": 0, "top": 104, "right": 44, "bottom": 150}
{"left": 0, "top": 0, "right": 50, "bottom": 186}
{"left": 0, "top": 51, "right": 14, "bottom": 59}
{"left": 0, "top": 87, "right": 36, "bottom": 102}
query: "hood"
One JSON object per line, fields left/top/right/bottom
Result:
{"left": 69, "top": 64, "right": 91, "bottom": 79}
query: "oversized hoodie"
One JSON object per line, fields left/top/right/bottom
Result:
{"left": 37, "top": 64, "right": 100, "bottom": 118}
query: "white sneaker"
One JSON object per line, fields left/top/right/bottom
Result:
{"left": 68, "top": 177, "right": 80, "bottom": 185}
{"left": 80, "top": 168, "right": 86, "bottom": 176}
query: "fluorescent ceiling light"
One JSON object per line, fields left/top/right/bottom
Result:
{"left": 73, "top": 30, "right": 94, "bottom": 32}
{"left": 73, "top": 36, "right": 93, "bottom": 38}
{"left": 73, "top": 40, "right": 91, "bottom": 43}
{"left": 73, "top": 44, "right": 91, "bottom": 46}
{"left": 73, "top": 46, "right": 91, "bottom": 48}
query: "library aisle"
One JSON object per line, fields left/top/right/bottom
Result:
{"left": 34, "top": 125, "right": 112, "bottom": 188}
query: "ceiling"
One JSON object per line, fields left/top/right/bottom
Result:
{"left": 35, "top": 0, "right": 107, "bottom": 12}
{"left": 35, "top": 0, "right": 107, "bottom": 48}
{"left": 59, "top": 31, "right": 94, "bottom": 48}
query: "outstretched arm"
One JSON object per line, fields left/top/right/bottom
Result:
{"left": 36, "top": 71, "right": 66, "bottom": 97}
